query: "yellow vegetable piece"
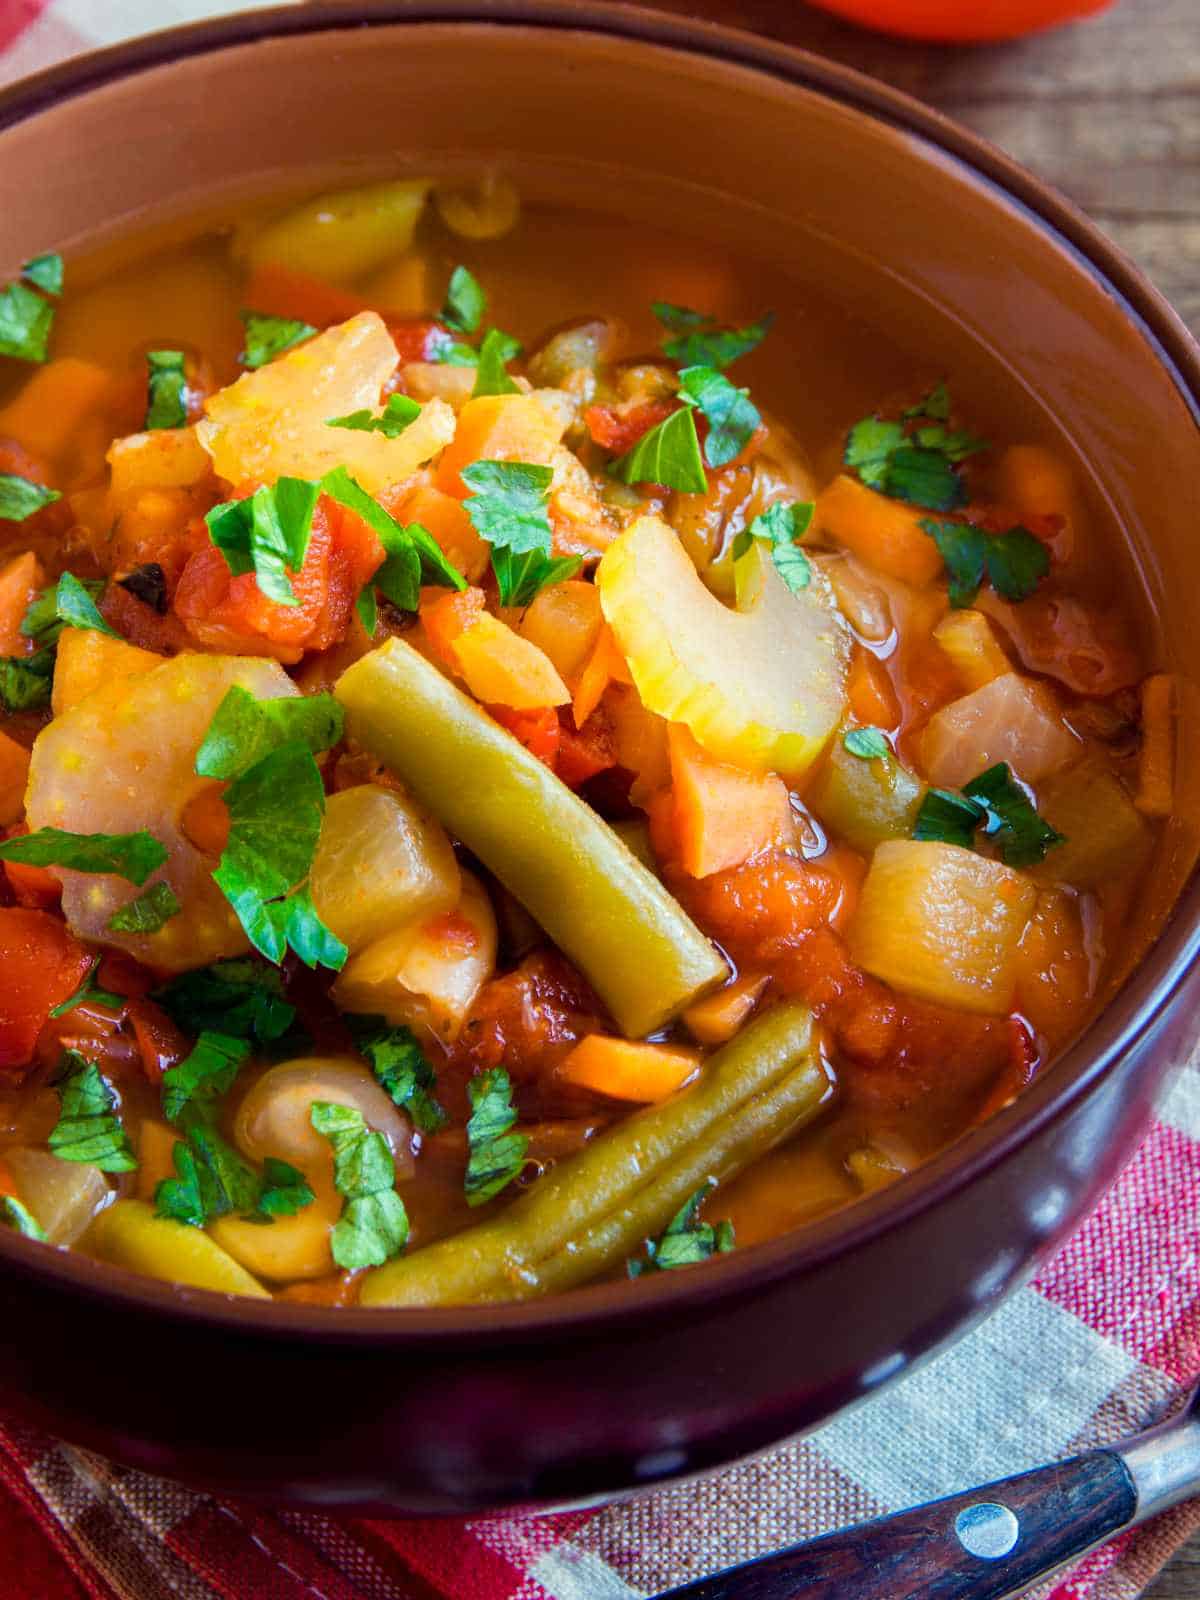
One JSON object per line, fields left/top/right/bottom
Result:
{"left": 89, "top": 1199, "right": 270, "bottom": 1298}
{"left": 597, "top": 515, "right": 848, "bottom": 780}
{"left": 309, "top": 783, "right": 460, "bottom": 954}
{"left": 234, "top": 1058, "right": 413, "bottom": 1175}
{"left": 107, "top": 427, "right": 211, "bottom": 509}
{"left": 451, "top": 614, "right": 570, "bottom": 710}
{"left": 557, "top": 1036, "right": 701, "bottom": 1103}
{"left": 237, "top": 177, "right": 433, "bottom": 283}
{"left": 51, "top": 629, "right": 161, "bottom": 716}
{"left": 26, "top": 653, "right": 296, "bottom": 971}
{"left": 332, "top": 870, "right": 498, "bottom": 1043}
{"left": 518, "top": 578, "right": 603, "bottom": 684}
{"left": 5, "top": 1148, "right": 109, "bottom": 1245}
{"left": 363, "top": 253, "right": 433, "bottom": 316}
{"left": 921, "top": 672, "right": 1079, "bottom": 789}
{"left": 808, "top": 732, "right": 925, "bottom": 855}
{"left": 434, "top": 174, "right": 520, "bottom": 240}
{"left": 932, "top": 609, "right": 1011, "bottom": 691}
{"left": 197, "top": 312, "right": 455, "bottom": 495}
{"left": 684, "top": 974, "right": 769, "bottom": 1046}
{"left": 134, "top": 1120, "right": 181, "bottom": 1203}
{"left": 212, "top": 1188, "right": 342, "bottom": 1284}
{"left": 1036, "top": 758, "right": 1152, "bottom": 888}
{"left": 0, "top": 357, "right": 112, "bottom": 466}
{"left": 1136, "top": 673, "right": 1175, "bottom": 818}
{"left": 849, "top": 839, "right": 1037, "bottom": 1016}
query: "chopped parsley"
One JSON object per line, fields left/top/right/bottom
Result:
{"left": 732, "top": 500, "right": 813, "bottom": 605}
{"left": 464, "top": 1067, "right": 528, "bottom": 1206}
{"left": 471, "top": 328, "right": 522, "bottom": 398}
{"left": 22, "top": 571, "right": 117, "bottom": 643}
{"left": 0, "top": 1195, "right": 46, "bottom": 1241}
{"left": 155, "top": 1126, "right": 261, "bottom": 1228}
{"left": 206, "top": 477, "right": 321, "bottom": 608}
{"left": 461, "top": 460, "right": 555, "bottom": 595}
{"left": 609, "top": 405, "right": 707, "bottom": 494}
{"left": 920, "top": 518, "right": 1050, "bottom": 608}
{"left": 654, "top": 304, "right": 774, "bottom": 370}
{"left": 21, "top": 253, "right": 63, "bottom": 297}
{"left": 441, "top": 264, "right": 486, "bottom": 335}
{"left": 310, "top": 1100, "right": 409, "bottom": 1268}
{"left": 194, "top": 684, "right": 343, "bottom": 782}
{"left": 107, "top": 881, "right": 183, "bottom": 935}
{"left": 49, "top": 955, "right": 124, "bottom": 1018}
{"left": 430, "top": 335, "right": 479, "bottom": 367}
{"left": 161, "top": 1031, "right": 250, "bottom": 1126}
{"left": 677, "top": 364, "right": 761, "bottom": 469}
{"left": 494, "top": 549, "right": 581, "bottom": 608}
{"left": 255, "top": 1158, "right": 315, "bottom": 1220}
{"left": 0, "top": 649, "right": 52, "bottom": 713}
{"left": 48, "top": 1053, "right": 137, "bottom": 1172}
{"left": 326, "top": 392, "right": 422, "bottom": 438}
{"left": 238, "top": 309, "right": 316, "bottom": 369}
{"left": 914, "top": 761, "right": 1064, "bottom": 867}
{"left": 0, "top": 826, "right": 166, "bottom": 884}
{"left": 0, "top": 473, "right": 60, "bottom": 522}
{"left": 627, "top": 1181, "right": 734, "bottom": 1276}
{"left": 349, "top": 1015, "right": 448, "bottom": 1135}
{"left": 153, "top": 959, "right": 295, "bottom": 1045}
{"left": 322, "top": 464, "right": 466, "bottom": 609}
{"left": 845, "top": 385, "right": 987, "bottom": 512}
{"left": 0, "top": 279, "right": 54, "bottom": 363}
{"left": 145, "top": 350, "right": 188, "bottom": 430}
{"left": 843, "top": 726, "right": 891, "bottom": 760}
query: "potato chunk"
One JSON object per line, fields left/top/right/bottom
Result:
{"left": 920, "top": 672, "right": 1079, "bottom": 789}
{"left": 197, "top": 312, "right": 455, "bottom": 494}
{"left": 849, "top": 839, "right": 1036, "bottom": 1015}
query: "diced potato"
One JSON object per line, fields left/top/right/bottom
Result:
{"left": 932, "top": 609, "right": 1010, "bottom": 691}
{"left": 212, "top": 1187, "right": 342, "bottom": 1283}
{"left": 808, "top": 732, "right": 925, "bottom": 854}
{"left": 1035, "top": 758, "right": 1152, "bottom": 887}
{"left": 451, "top": 614, "right": 570, "bottom": 709}
{"left": 1013, "top": 886, "right": 1094, "bottom": 1051}
{"left": 26, "top": 653, "right": 297, "bottom": 971}
{"left": 5, "top": 1147, "right": 110, "bottom": 1245}
{"left": 519, "top": 579, "right": 603, "bottom": 683}
{"left": 597, "top": 516, "right": 848, "bottom": 781}
{"left": 51, "top": 629, "right": 161, "bottom": 716}
{"left": 401, "top": 361, "right": 476, "bottom": 409}
{"left": 434, "top": 174, "right": 520, "bottom": 240}
{"left": 921, "top": 672, "right": 1079, "bottom": 788}
{"left": 0, "top": 358, "right": 112, "bottom": 465}
{"left": 89, "top": 1199, "right": 269, "bottom": 1297}
{"left": 107, "top": 427, "right": 211, "bottom": 509}
{"left": 331, "top": 870, "right": 497, "bottom": 1042}
{"left": 849, "top": 839, "right": 1037, "bottom": 1015}
{"left": 197, "top": 312, "right": 455, "bottom": 495}
{"left": 235, "top": 1057, "right": 411, "bottom": 1165}
{"left": 436, "top": 393, "right": 566, "bottom": 497}
{"left": 309, "top": 784, "right": 460, "bottom": 954}
{"left": 237, "top": 177, "right": 432, "bottom": 282}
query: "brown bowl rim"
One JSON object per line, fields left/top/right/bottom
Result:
{"left": 0, "top": 0, "right": 1198, "bottom": 1344}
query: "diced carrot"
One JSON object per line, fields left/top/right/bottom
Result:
{"left": 667, "top": 723, "right": 795, "bottom": 879}
{"left": 557, "top": 707, "right": 617, "bottom": 789}
{"left": 683, "top": 973, "right": 768, "bottom": 1046}
{"left": 606, "top": 684, "right": 671, "bottom": 805}
{"left": 180, "top": 783, "right": 230, "bottom": 856}
{"left": 994, "top": 445, "right": 1078, "bottom": 551}
{"left": 421, "top": 585, "right": 487, "bottom": 667}
{"left": 815, "top": 473, "right": 943, "bottom": 587}
{"left": 135, "top": 1119, "right": 183, "bottom": 1200}
{"left": 557, "top": 1035, "right": 701, "bottom": 1102}
{"left": 0, "top": 730, "right": 30, "bottom": 828}
{"left": 451, "top": 614, "right": 569, "bottom": 709}
{"left": 488, "top": 704, "right": 561, "bottom": 769}
{"left": 0, "top": 357, "right": 113, "bottom": 466}
{"left": 572, "top": 625, "right": 631, "bottom": 729}
{"left": 846, "top": 644, "right": 900, "bottom": 730}
{"left": 0, "top": 908, "right": 93, "bottom": 1072}
{"left": 931, "top": 608, "right": 1010, "bottom": 691}
{"left": 0, "top": 551, "right": 43, "bottom": 657}
{"left": 585, "top": 400, "right": 675, "bottom": 456}
{"left": 51, "top": 629, "right": 161, "bottom": 716}
{"left": 436, "top": 394, "right": 564, "bottom": 498}
{"left": 243, "top": 261, "right": 371, "bottom": 329}
{"left": 1136, "top": 672, "right": 1175, "bottom": 817}
{"left": 395, "top": 484, "right": 489, "bottom": 582}
{"left": 518, "top": 579, "right": 603, "bottom": 684}
{"left": 0, "top": 1158, "right": 17, "bottom": 1200}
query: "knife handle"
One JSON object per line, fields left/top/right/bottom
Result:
{"left": 655, "top": 1449, "right": 1136, "bottom": 1600}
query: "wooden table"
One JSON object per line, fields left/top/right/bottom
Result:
{"left": 634, "top": 0, "right": 1200, "bottom": 1590}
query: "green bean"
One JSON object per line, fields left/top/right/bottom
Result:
{"left": 335, "top": 639, "right": 728, "bottom": 1037}
{"left": 360, "top": 1002, "right": 828, "bottom": 1306}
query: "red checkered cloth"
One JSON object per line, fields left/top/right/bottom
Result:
{"left": 2, "top": 3, "right": 1199, "bottom": 1596}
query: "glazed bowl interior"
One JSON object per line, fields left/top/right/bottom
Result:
{"left": 0, "top": 0, "right": 1198, "bottom": 1340}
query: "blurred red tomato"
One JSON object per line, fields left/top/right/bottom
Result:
{"left": 807, "top": 0, "right": 1114, "bottom": 41}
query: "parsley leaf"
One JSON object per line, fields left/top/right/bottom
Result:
{"left": 49, "top": 955, "right": 124, "bottom": 1018}
{"left": 212, "top": 740, "right": 345, "bottom": 971}
{"left": 0, "top": 279, "right": 54, "bottom": 363}
{"left": 195, "top": 685, "right": 343, "bottom": 782}
{"left": 845, "top": 413, "right": 967, "bottom": 512}
{"left": 431, "top": 337, "right": 479, "bottom": 367}
{"left": 153, "top": 959, "right": 295, "bottom": 1044}
{"left": 462, "top": 459, "right": 554, "bottom": 555}
{"left": 206, "top": 477, "right": 321, "bottom": 608}
{"left": 155, "top": 1122, "right": 261, "bottom": 1227}
{"left": 0, "top": 473, "right": 60, "bottom": 522}
{"left": 627, "top": 1181, "right": 734, "bottom": 1276}
{"left": 145, "top": 350, "right": 188, "bottom": 430}
{"left": 464, "top": 1067, "right": 528, "bottom": 1206}
{"left": 22, "top": 253, "right": 63, "bottom": 297}
{"left": 1, "top": 1195, "right": 46, "bottom": 1241}
{"left": 609, "top": 406, "right": 707, "bottom": 494}
{"left": 904, "top": 383, "right": 951, "bottom": 421}
{"left": 310, "top": 1100, "right": 409, "bottom": 1268}
{"left": 677, "top": 364, "right": 760, "bottom": 469}
{"left": 914, "top": 762, "right": 1063, "bottom": 867}
{"left": 239, "top": 309, "right": 316, "bottom": 369}
{"left": 658, "top": 309, "right": 774, "bottom": 371}
{"left": 348, "top": 1015, "right": 448, "bottom": 1135}
{"left": 107, "top": 881, "right": 182, "bottom": 935}
{"left": 48, "top": 1053, "right": 137, "bottom": 1172}
{"left": 920, "top": 519, "right": 988, "bottom": 607}
{"left": 980, "top": 525, "right": 1051, "bottom": 604}
{"left": 326, "top": 392, "right": 422, "bottom": 439}
{"left": 355, "top": 585, "right": 378, "bottom": 637}
{"left": 322, "top": 464, "right": 465, "bottom": 606}
{"left": 844, "top": 726, "right": 891, "bottom": 760}
{"left": 472, "top": 328, "right": 522, "bottom": 398}
{"left": 913, "top": 786, "right": 983, "bottom": 851}
{"left": 732, "top": 500, "right": 813, "bottom": 604}
{"left": 844, "top": 418, "right": 905, "bottom": 491}
{"left": 0, "top": 649, "right": 52, "bottom": 713}
{"left": 920, "top": 518, "right": 1050, "bottom": 608}
{"left": 441, "top": 264, "right": 486, "bottom": 335}
{"left": 22, "top": 572, "right": 117, "bottom": 643}
{"left": 255, "top": 1157, "right": 315, "bottom": 1219}
{"left": 492, "top": 548, "right": 581, "bottom": 608}
{"left": 0, "top": 826, "right": 166, "bottom": 885}
{"left": 161, "top": 1031, "right": 250, "bottom": 1126}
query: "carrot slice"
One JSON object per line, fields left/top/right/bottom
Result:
{"left": 436, "top": 394, "right": 564, "bottom": 498}
{"left": 243, "top": 262, "right": 370, "bottom": 329}
{"left": 846, "top": 644, "right": 900, "bottom": 730}
{"left": 683, "top": 973, "right": 769, "bottom": 1046}
{"left": 557, "top": 1035, "right": 701, "bottom": 1102}
{"left": 668, "top": 724, "right": 795, "bottom": 879}
{"left": 815, "top": 474, "right": 943, "bottom": 587}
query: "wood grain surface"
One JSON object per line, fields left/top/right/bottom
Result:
{"left": 622, "top": 0, "right": 1200, "bottom": 1592}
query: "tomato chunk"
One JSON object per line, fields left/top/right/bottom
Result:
{"left": 0, "top": 908, "right": 93, "bottom": 1073}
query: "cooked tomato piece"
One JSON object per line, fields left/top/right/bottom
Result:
{"left": 0, "top": 908, "right": 93, "bottom": 1073}
{"left": 585, "top": 400, "right": 675, "bottom": 455}
{"left": 556, "top": 707, "right": 617, "bottom": 789}
{"left": 489, "top": 704, "right": 561, "bottom": 769}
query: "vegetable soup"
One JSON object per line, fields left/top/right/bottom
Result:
{"left": 0, "top": 173, "right": 1170, "bottom": 1305}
